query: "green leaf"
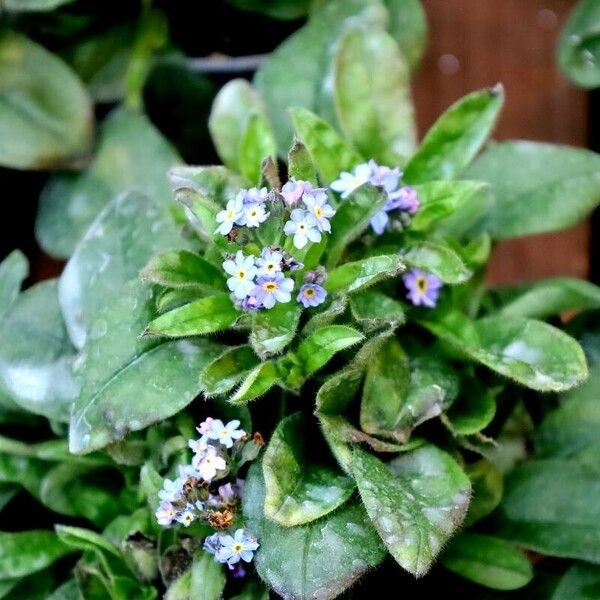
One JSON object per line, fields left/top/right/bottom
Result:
{"left": 552, "top": 562, "right": 600, "bottom": 599}
{"left": 263, "top": 413, "right": 355, "bottom": 526}
{"left": 421, "top": 312, "right": 588, "bottom": 392}
{"left": 410, "top": 180, "right": 487, "bottom": 232}
{"left": 250, "top": 300, "right": 301, "bottom": 359}
{"left": 190, "top": 551, "right": 225, "bottom": 600}
{"left": 465, "top": 141, "right": 600, "bottom": 239}
{"left": 442, "top": 533, "right": 533, "bottom": 591}
{"left": 2, "top": 0, "right": 74, "bottom": 10}
{"left": 55, "top": 524, "right": 121, "bottom": 558}
{"left": 287, "top": 140, "right": 317, "bottom": 185}
{"left": 333, "top": 26, "right": 415, "bottom": 165}
{"left": 353, "top": 446, "right": 471, "bottom": 576}
{"left": 208, "top": 78, "right": 265, "bottom": 171}
{"left": 303, "top": 296, "right": 347, "bottom": 335}
{"left": 558, "top": 0, "right": 600, "bottom": 88}
{"left": 70, "top": 280, "right": 223, "bottom": 453}
{"left": 350, "top": 291, "right": 405, "bottom": 331}
{"left": 360, "top": 337, "right": 410, "bottom": 442}
{"left": 496, "top": 459, "right": 600, "bottom": 562}
{"left": 0, "top": 280, "right": 77, "bottom": 421}
{"left": 536, "top": 363, "right": 600, "bottom": 461}
{"left": 239, "top": 113, "right": 277, "bottom": 185}
{"left": 147, "top": 293, "right": 239, "bottom": 338}
{"left": 141, "top": 250, "right": 225, "bottom": 292}
{"left": 296, "top": 325, "right": 363, "bottom": 377}
{"left": 404, "top": 241, "right": 472, "bottom": 284}
{"left": 403, "top": 86, "right": 504, "bottom": 184}
{"left": 243, "top": 462, "right": 387, "bottom": 600}
{"left": 169, "top": 165, "right": 244, "bottom": 207}
{"left": 446, "top": 387, "right": 497, "bottom": 435}
{"left": 290, "top": 107, "right": 362, "bottom": 183}
{"left": 0, "top": 250, "right": 28, "bottom": 319}
{"left": 326, "top": 254, "right": 405, "bottom": 294}
{"left": 199, "top": 345, "right": 260, "bottom": 397}
{"left": 326, "top": 185, "right": 389, "bottom": 266}
{"left": 230, "top": 581, "right": 269, "bottom": 600}
{"left": 36, "top": 107, "right": 180, "bottom": 259}
{"left": 0, "top": 531, "right": 73, "bottom": 578}
{"left": 229, "top": 361, "right": 280, "bottom": 404}
{"left": 497, "top": 277, "right": 600, "bottom": 319}
{"left": 60, "top": 190, "right": 192, "bottom": 349}
{"left": 45, "top": 579, "right": 80, "bottom": 600}
{"left": 464, "top": 459, "right": 503, "bottom": 527}
{"left": 0, "top": 31, "right": 92, "bottom": 170}
{"left": 360, "top": 345, "right": 459, "bottom": 444}
{"left": 225, "top": 0, "right": 310, "bottom": 20}
{"left": 383, "top": 0, "right": 427, "bottom": 72}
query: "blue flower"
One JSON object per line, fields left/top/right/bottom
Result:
{"left": 158, "top": 477, "right": 183, "bottom": 503}
{"left": 155, "top": 500, "right": 178, "bottom": 526}
{"left": 370, "top": 210, "right": 389, "bottom": 235}
{"left": 367, "top": 159, "right": 401, "bottom": 192}
{"left": 241, "top": 293, "right": 263, "bottom": 311}
{"left": 330, "top": 163, "right": 372, "bottom": 198}
{"left": 297, "top": 283, "right": 327, "bottom": 308}
{"left": 223, "top": 251, "right": 258, "bottom": 300}
{"left": 256, "top": 248, "right": 284, "bottom": 277}
{"left": 176, "top": 505, "right": 196, "bottom": 527}
{"left": 252, "top": 273, "right": 294, "bottom": 309}
{"left": 237, "top": 202, "right": 270, "bottom": 228}
{"left": 283, "top": 209, "right": 321, "bottom": 249}
{"left": 215, "top": 196, "right": 244, "bottom": 235}
{"left": 240, "top": 187, "right": 268, "bottom": 205}
{"left": 302, "top": 190, "right": 336, "bottom": 233}
{"left": 281, "top": 179, "right": 317, "bottom": 206}
{"left": 206, "top": 419, "right": 246, "bottom": 449}
{"left": 216, "top": 529, "right": 259, "bottom": 565}
{"left": 203, "top": 533, "right": 222, "bottom": 556}
{"left": 387, "top": 185, "right": 419, "bottom": 214}
{"left": 403, "top": 269, "right": 443, "bottom": 308}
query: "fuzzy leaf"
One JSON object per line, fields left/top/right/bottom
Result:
{"left": 239, "top": 113, "right": 277, "bottom": 185}
{"left": 141, "top": 250, "right": 225, "bottom": 292}
{"left": 446, "top": 388, "right": 496, "bottom": 435}
{"left": 208, "top": 79, "right": 265, "bottom": 171}
{"left": 442, "top": 533, "right": 533, "bottom": 591}
{"left": 70, "top": 280, "right": 222, "bottom": 453}
{"left": 552, "top": 563, "right": 600, "bottom": 600}
{"left": 0, "top": 31, "right": 92, "bottom": 170}
{"left": 290, "top": 107, "right": 362, "bottom": 183}
{"left": 0, "top": 250, "right": 28, "bottom": 319}
{"left": 199, "top": 345, "right": 260, "bottom": 397}
{"left": 250, "top": 302, "right": 301, "bottom": 359}
{"left": 326, "top": 254, "right": 405, "bottom": 295}
{"left": 350, "top": 291, "right": 405, "bottom": 331}
{"left": 421, "top": 312, "right": 588, "bottom": 392}
{"left": 190, "top": 551, "right": 226, "bottom": 600}
{"left": 326, "top": 185, "right": 388, "bottom": 267}
{"left": 287, "top": 140, "right": 317, "bottom": 185}
{"left": 464, "top": 459, "right": 503, "bottom": 527}
{"left": 230, "top": 361, "right": 279, "bottom": 404}
{"left": 59, "top": 190, "right": 191, "bottom": 349}
{"left": 263, "top": 413, "right": 355, "bottom": 526}
{"left": 0, "top": 280, "right": 77, "bottom": 421}
{"left": 147, "top": 294, "right": 238, "bottom": 338}
{"left": 243, "top": 462, "right": 387, "bottom": 600}
{"left": 352, "top": 446, "right": 471, "bottom": 576}
{"left": 466, "top": 141, "right": 600, "bottom": 239}
{"left": 334, "top": 27, "right": 415, "bottom": 165}
{"left": 403, "top": 86, "right": 504, "bottom": 184}
{"left": 36, "top": 107, "right": 179, "bottom": 259}
{"left": 404, "top": 241, "right": 472, "bottom": 284}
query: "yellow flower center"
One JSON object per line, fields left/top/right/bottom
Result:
{"left": 263, "top": 282, "right": 278, "bottom": 293}
{"left": 305, "top": 288, "right": 316, "bottom": 297}
{"left": 250, "top": 209, "right": 257, "bottom": 217}
{"left": 233, "top": 543, "right": 243, "bottom": 553}
{"left": 416, "top": 276, "right": 428, "bottom": 293}
{"left": 237, "top": 270, "right": 246, "bottom": 279}
{"left": 226, "top": 209, "right": 234, "bottom": 220}
{"left": 315, "top": 207, "right": 323, "bottom": 218}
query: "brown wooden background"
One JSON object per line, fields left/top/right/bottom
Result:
{"left": 413, "top": 0, "right": 590, "bottom": 284}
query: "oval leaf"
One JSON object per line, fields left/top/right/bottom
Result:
{"left": 404, "top": 241, "right": 472, "bottom": 284}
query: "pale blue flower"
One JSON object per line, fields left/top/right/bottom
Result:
{"left": 158, "top": 477, "right": 183, "bottom": 502}
{"left": 155, "top": 500, "right": 177, "bottom": 526}
{"left": 367, "top": 159, "right": 401, "bottom": 192}
{"left": 387, "top": 185, "right": 419, "bottom": 214}
{"left": 256, "top": 248, "right": 283, "bottom": 277}
{"left": 283, "top": 209, "right": 321, "bottom": 249}
{"left": 303, "top": 190, "right": 335, "bottom": 233}
{"left": 252, "top": 273, "right": 294, "bottom": 309}
{"left": 206, "top": 419, "right": 246, "bottom": 449}
{"left": 403, "top": 269, "right": 443, "bottom": 308}
{"left": 238, "top": 202, "right": 270, "bottom": 228}
{"left": 241, "top": 293, "right": 263, "bottom": 311}
{"left": 215, "top": 196, "right": 244, "bottom": 235}
{"left": 330, "top": 163, "right": 371, "bottom": 198}
{"left": 203, "top": 533, "right": 222, "bottom": 556}
{"left": 241, "top": 187, "right": 268, "bottom": 205}
{"left": 297, "top": 283, "right": 327, "bottom": 308}
{"left": 223, "top": 251, "right": 258, "bottom": 300}
{"left": 191, "top": 446, "right": 227, "bottom": 482}
{"left": 281, "top": 179, "right": 316, "bottom": 206}
{"left": 176, "top": 505, "right": 196, "bottom": 527}
{"left": 370, "top": 210, "right": 389, "bottom": 235}
{"left": 216, "top": 529, "right": 259, "bottom": 565}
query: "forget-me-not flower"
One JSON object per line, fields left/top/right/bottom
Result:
{"left": 192, "top": 446, "right": 227, "bottom": 482}
{"left": 283, "top": 209, "right": 321, "bottom": 249}
{"left": 216, "top": 529, "right": 259, "bottom": 566}
{"left": 296, "top": 283, "right": 327, "bottom": 308}
{"left": 330, "top": 162, "right": 372, "bottom": 198}
{"left": 206, "top": 419, "right": 246, "bottom": 449}
{"left": 302, "top": 190, "right": 335, "bottom": 232}
{"left": 223, "top": 251, "right": 258, "bottom": 300}
{"left": 215, "top": 196, "right": 244, "bottom": 235}
{"left": 155, "top": 501, "right": 178, "bottom": 526}
{"left": 403, "top": 269, "right": 443, "bottom": 308}
{"left": 256, "top": 248, "right": 283, "bottom": 277}
{"left": 252, "top": 273, "right": 294, "bottom": 309}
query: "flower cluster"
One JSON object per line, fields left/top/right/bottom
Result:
{"left": 223, "top": 248, "right": 327, "bottom": 311}
{"left": 215, "top": 187, "right": 270, "bottom": 235}
{"left": 155, "top": 417, "right": 263, "bottom": 573}
{"left": 330, "top": 160, "right": 419, "bottom": 235}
